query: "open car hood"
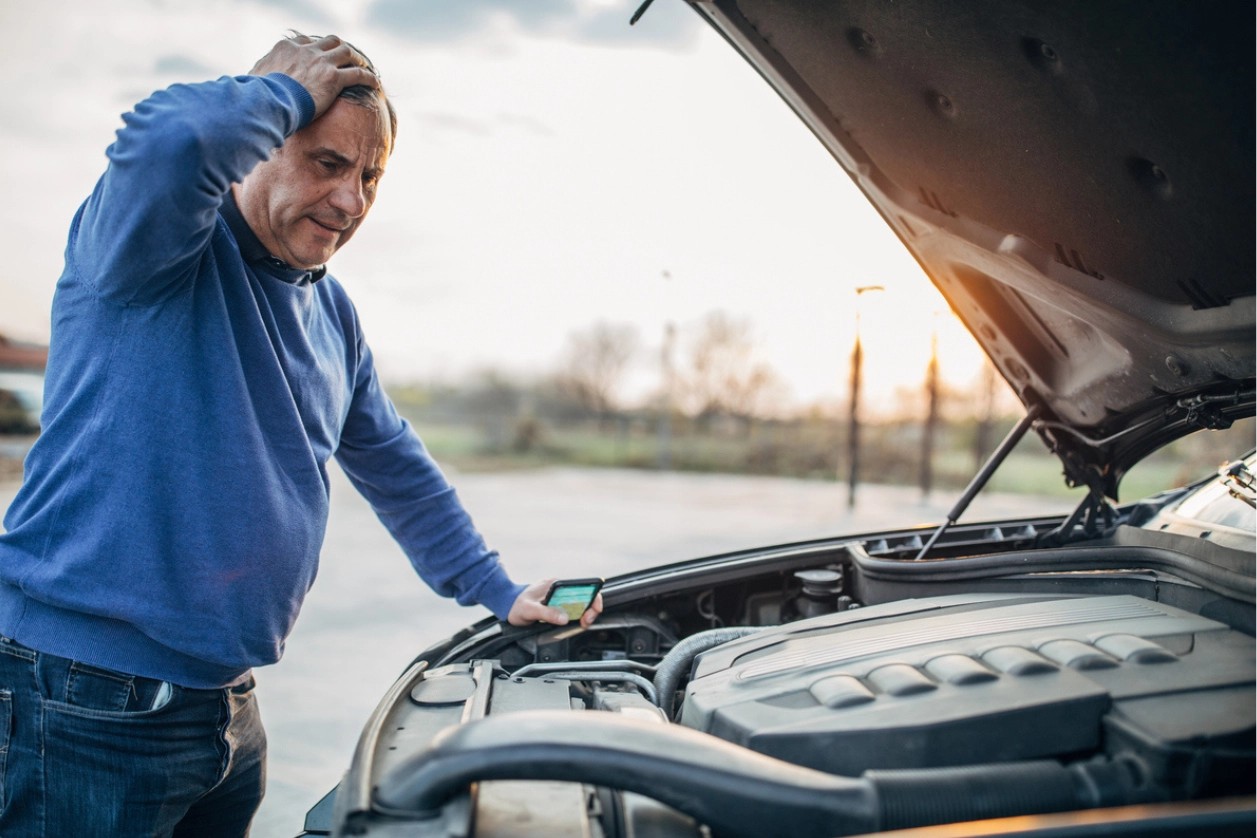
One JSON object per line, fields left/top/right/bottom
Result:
{"left": 682, "top": 0, "right": 1255, "bottom": 497}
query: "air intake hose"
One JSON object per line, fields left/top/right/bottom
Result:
{"left": 869, "top": 755, "right": 1159, "bottom": 830}
{"left": 652, "top": 626, "right": 765, "bottom": 718}
{"left": 373, "top": 710, "right": 1164, "bottom": 836}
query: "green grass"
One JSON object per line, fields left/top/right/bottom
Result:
{"left": 400, "top": 408, "right": 1254, "bottom": 501}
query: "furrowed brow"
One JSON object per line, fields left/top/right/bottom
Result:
{"left": 310, "top": 147, "right": 354, "bottom": 167}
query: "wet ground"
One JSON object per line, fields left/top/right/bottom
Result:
{"left": 0, "top": 465, "right": 1075, "bottom": 836}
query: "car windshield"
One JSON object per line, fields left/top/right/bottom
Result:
{"left": 1167, "top": 455, "right": 1256, "bottom": 533}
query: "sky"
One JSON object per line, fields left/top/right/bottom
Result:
{"left": 0, "top": 0, "right": 996, "bottom": 414}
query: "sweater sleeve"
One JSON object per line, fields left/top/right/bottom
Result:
{"left": 70, "top": 73, "right": 314, "bottom": 306}
{"left": 333, "top": 333, "right": 525, "bottom": 621}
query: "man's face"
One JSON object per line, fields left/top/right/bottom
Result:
{"left": 235, "top": 98, "right": 390, "bottom": 270}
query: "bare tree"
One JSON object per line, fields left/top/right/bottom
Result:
{"left": 555, "top": 321, "right": 640, "bottom": 424}
{"left": 681, "top": 311, "right": 785, "bottom": 426}
{"left": 919, "top": 332, "right": 940, "bottom": 499}
{"left": 972, "top": 358, "right": 1001, "bottom": 470}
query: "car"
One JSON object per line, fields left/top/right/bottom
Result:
{"left": 0, "top": 370, "right": 44, "bottom": 436}
{"left": 302, "top": 1, "right": 1254, "bottom": 835}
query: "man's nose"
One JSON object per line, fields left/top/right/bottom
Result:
{"left": 329, "top": 176, "right": 367, "bottom": 218}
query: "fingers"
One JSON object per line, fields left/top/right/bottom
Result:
{"left": 321, "top": 40, "right": 380, "bottom": 81}
{"left": 505, "top": 578, "right": 606, "bottom": 629}
{"left": 579, "top": 593, "right": 604, "bottom": 628}
{"left": 506, "top": 579, "right": 558, "bottom": 627}
{"left": 252, "top": 32, "right": 381, "bottom": 119}
{"left": 288, "top": 34, "right": 379, "bottom": 80}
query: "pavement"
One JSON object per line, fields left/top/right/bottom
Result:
{"left": 0, "top": 464, "right": 1076, "bottom": 837}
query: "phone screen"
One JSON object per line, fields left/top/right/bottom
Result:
{"left": 543, "top": 579, "right": 602, "bottom": 621}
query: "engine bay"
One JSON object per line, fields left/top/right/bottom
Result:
{"left": 326, "top": 530, "right": 1255, "bottom": 837}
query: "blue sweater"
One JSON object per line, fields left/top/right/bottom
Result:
{"left": 0, "top": 73, "right": 524, "bottom": 689}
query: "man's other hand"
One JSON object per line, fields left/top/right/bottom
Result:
{"left": 507, "top": 578, "right": 604, "bottom": 628}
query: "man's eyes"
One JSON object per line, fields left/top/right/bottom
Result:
{"left": 312, "top": 157, "right": 381, "bottom": 191}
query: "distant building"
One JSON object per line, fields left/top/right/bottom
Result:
{"left": 0, "top": 334, "right": 48, "bottom": 372}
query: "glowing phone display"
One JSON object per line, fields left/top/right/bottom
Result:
{"left": 542, "top": 578, "right": 603, "bottom": 621}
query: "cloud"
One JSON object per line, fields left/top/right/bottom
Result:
{"left": 363, "top": 0, "right": 699, "bottom": 48}
{"left": 241, "top": 0, "right": 337, "bottom": 28}
{"left": 365, "top": 0, "right": 572, "bottom": 41}
{"left": 153, "top": 54, "right": 215, "bottom": 78}
{"left": 412, "top": 111, "right": 553, "bottom": 141}
{"left": 576, "top": 0, "right": 699, "bottom": 47}
{"left": 496, "top": 113, "right": 555, "bottom": 137}
{"left": 418, "top": 111, "right": 495, "bottom": 137}
{"left": 366, "top": 0, "right": 511, "bottom": 42}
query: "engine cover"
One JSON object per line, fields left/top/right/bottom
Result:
{"left": 678, "top": 593, "right": 1255, "bottom": 786}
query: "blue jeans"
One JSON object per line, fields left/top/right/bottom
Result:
{"left": 0, "top": 636, "right": 266, "bottom": 837}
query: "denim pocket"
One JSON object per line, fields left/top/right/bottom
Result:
{"left": 65, "top": 662, "right": 133, "bottom": 712}
{"left": 42, "top": 658, "right": 169, "bottom": 720}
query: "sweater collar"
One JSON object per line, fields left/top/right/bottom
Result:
{"left": 220, "top": 191, "right": 327, "bottom": 284}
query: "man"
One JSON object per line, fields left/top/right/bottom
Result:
{"left": 0, "top": 34, "right": 597, "bottom": 836}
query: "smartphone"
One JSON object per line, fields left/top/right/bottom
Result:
{"left": 542, "top": 578, "right": 603, "bottom": 622}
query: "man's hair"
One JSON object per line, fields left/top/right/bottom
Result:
{"left": 289, "top": 32, "right": 399, "bottom": 146}
{"left": 339, "top": 84, "right": 398, "bottom": 147}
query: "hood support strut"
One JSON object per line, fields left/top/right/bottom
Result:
{"left": 916, "top": 405, "right": 1042, "bottom": 560}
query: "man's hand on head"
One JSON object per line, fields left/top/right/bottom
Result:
{"left": 251, "top": 33, "right": 380, "bottom": 120}
{"left": 507, "top": 578, "right": 604, "bottom": 629}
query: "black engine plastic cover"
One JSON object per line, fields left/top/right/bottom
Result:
{"left": 678, "top": 593, "right": 1254, "bottom": 785}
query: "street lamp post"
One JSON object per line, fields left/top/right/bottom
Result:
{"left": 847, "top": 284, "right": 884, "bottom": 509}
{"left": 920, "top": 316, "right": 940, "bottom": 499}
{"left": 657, "top": 271, "right": 675, "bottom": 470}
